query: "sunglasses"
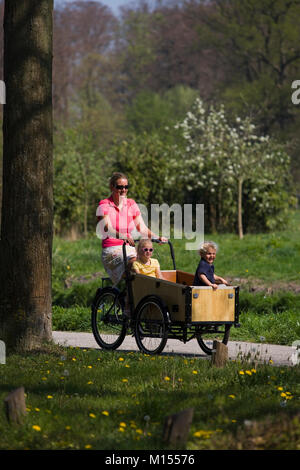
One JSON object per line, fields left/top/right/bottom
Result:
{"left": 143, "top": 248, "right": 153, "bottom": 252}
{"left": 115, "top": 185, "right": 129, "bottom": 190}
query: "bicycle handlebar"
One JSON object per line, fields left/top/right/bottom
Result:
{"left": 122, "top": 238, "right": 176, "bottom": 270}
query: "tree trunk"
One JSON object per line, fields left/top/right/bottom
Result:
{"left": 238, "top": 177, "right": 244, "bottom": 240}
{"left": 0, "top": 0, "right": 53, "bottom": 352}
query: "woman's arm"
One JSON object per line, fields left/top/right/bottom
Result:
{"left": 97, "top": 215, "right": 135, "bottom": 246}
{"left": 134, "top": 214, "right": 168, "bottom": 242}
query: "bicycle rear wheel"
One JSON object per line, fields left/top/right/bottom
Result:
{"left": 196, "top": 324, "right": 231, "bottom": 355}
{"left": 91, "top": 287, "right": 126, "bottom": 350}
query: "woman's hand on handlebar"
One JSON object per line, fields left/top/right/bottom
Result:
{"left": 124, "top": 236, "right": 135, "bottom": 246}
{"left": 158, "top": 236, "right": 168, "bottom": 244}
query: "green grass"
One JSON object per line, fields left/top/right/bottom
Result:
{"left": 2, "top": 212, "right": 299, "bottom": 450}
{"left": 52, "top": 297, "right": 300, "bottom": 345}
{"left": 51, "top": 212, "right": 300, "bottom": 345}
{"left": 0, "top": 345, "right": 299, "bottom": 450}
{"left": 52, "top": 210, "right": 300, "bottom": 288}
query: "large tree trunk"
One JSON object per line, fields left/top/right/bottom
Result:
{"left": 0, "top": 0, "right": 53, "bottom": 352}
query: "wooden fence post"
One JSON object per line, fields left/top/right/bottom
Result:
{"left": 4, "top": 387, "right": 27, "bottom": 424}
{"left": 163, "top": 408, "right": 194, "bottom": 447}
{"left": 211, "top": 340, "right": 228, "bottom": 367}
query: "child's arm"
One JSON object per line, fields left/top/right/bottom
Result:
{"left": 154, "top": 259, "right": 164, "bottom": 279}
{"left": 198, "top": 273, "right": 218, "bottom": 290}
{"left": 131, "top": 262, "right": 140, "bottom": 274}
{"left": 214, "top": 274, "right": 229, "bottom": 285}
{"left": 155, "top": 267, "right": 164, "bottom": 279}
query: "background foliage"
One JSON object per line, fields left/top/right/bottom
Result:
{"left": 0, "top": 0, "right": 299, "bottom": 236}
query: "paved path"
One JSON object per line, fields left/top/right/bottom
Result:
{"left": 52, "top": 331, "right": 298, "bottom": 367}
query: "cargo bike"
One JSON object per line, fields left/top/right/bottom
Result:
{"left": 91, "top": 239, "right": 240, "bottom": 356}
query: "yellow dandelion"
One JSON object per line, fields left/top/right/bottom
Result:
{"left": 119, "top": 422, "right": 126, "bottom": 428}
{"left": 87, "top": 381, "right": 93, "bottom": 385}
{"left": 136, "top": 429, "right": 143, "bottom": 434}
{"left": 164, "top": 376, "right": 170, "bottom": 381}
{"left": 32, "top": 425, "right": 41, "bottom": 432}
{"left": 119, "top": 357, "right": 124, "bottom": 361}
{"left": 245, "top": 370, "right": 252, "bottom": 376}
{"left": 47, "top": 395, "right": 53, "bottom": 399}
{"left": 193, "top": 430, "right": 213, "bottom": 439}
{"left": 87, "top": 365, "right": 92, "bottom": 369}
{"left": 89, "top": 413, "right": 96, "bottom": 419}
{"left": 35, "top": 407, "right": 40, "bottom": 412}
{"left": 119, "top": 427, "right": 125, "bottom": 432}
{"left": 280, "top": 392, "right": 287, "bottom": 398}
{"left": 125, "top": 364, "right": 130, "bottom": 368}
{"left": 72, "top": 358, "right": 76, "bottom": 361}
{"left": 239, "top": 371, "right": 245, "bottom": 375}
{"left": 122, "top": 378, "right": 128, "bottom": 383}
{"left": 192, "top": 370, "right": 198, "bottom": 375}
{"left": 251, "top": 369, "right": 256, "bottom": 373}
{"left": 277, "top": 386, "right": 284, "bottom": 391}
{"left": 102, "top": 410, "right": 109, "bottom": 416}
{"left": 228, "top": 394, "right": 236, "bottom": 399}
{"left": 85, "top": 444, "right": 92, "bottom": 449}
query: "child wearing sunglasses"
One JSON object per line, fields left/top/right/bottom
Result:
{"left": 132, "top": 239, "right": 164, "bottom": 279}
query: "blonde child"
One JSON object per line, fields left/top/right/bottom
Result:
{"left": 193, "top": 241, "right": 229, "bottom": 289}
{"left": 132, "top": 239, "right": 164, "bottom": 279}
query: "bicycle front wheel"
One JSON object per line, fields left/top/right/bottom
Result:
{"left": 91, "top": 287, "right": 126, "bottom": 350}
{"left": 134, "top": 296, "right": 169, "bottom": 355}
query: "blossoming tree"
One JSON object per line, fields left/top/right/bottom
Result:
{"left": 174, "top": 98, "right": 292, "bottom": 238}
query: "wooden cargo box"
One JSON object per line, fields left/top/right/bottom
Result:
{"left": 131, "top": 270, "right": 237, "bottom": 323}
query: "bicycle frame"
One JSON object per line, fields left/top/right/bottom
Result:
{"left": 122, "top": 238, "right": 176, "bottom": 318}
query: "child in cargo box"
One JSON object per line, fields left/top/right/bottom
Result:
{"left": 193, "top": 241, "right": 229, "bottom": 289}
{"left": 132, "top": 239, "right": 164, "bottom": 279}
